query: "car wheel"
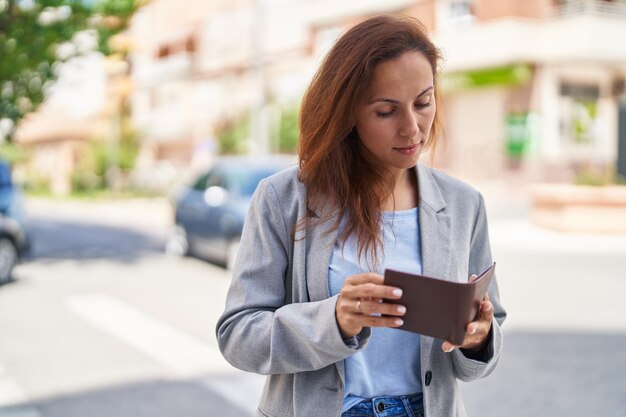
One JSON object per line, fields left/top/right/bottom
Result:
{"left": 226, "top": 238, "right": 241, "bottom": 271}
{"left": 165, "top": 226, "right": 190, "bottom": 257}
{"left": 0, "top": 238, "right": 18, "bottom": 284}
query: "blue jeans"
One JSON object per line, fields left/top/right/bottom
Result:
{"left": 342, "top": 393, "right": 424, "bottom": 417}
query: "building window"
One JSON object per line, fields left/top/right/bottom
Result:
{"left": 554, "top": 0, "right": 626, "bottom": 16}
{"left": 559, "top": 82, "right": 601, "bottom": 145}
{"left": 450, "top": 0, "right": 473, "bottom": 18}
{"left": 157, "top": 45, "right": 171, "bottom": 59}
{"left": 438, "top": 0, "right": 475, "bottom": 28}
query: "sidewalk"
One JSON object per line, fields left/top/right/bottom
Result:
{"left": 24, "top": 197, "right": 173, "bottom": 233}
{"left": 478, "top": 183, "right": 626, "bottom": 333}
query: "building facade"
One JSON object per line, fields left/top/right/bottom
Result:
{"left": 127, "top": 0, "right": 626, "bottom": 185}
{"left": 434, "top": 0, "right": 626, "bottom": 182}
{"left": 13, "top": 0, "right": 626, "bottom": 194}
{"left": 128, "top": 0, "right": 417, "bottom": 181}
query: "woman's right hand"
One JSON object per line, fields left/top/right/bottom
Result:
{"left": 336, "top": 273, "right": 406, "bottom": 338}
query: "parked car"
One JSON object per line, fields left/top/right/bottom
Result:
{"left": 0, "top": 161, "right": 31, "bottom": 284}
{"left": 166, "top": 155, "right": 296, "bottom": 268}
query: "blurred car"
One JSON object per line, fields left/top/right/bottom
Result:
{"left": 0, "top": 160, "right": 31, "bottom": 284}
{"left": 166, "top": 155, "right": 296, "bottom": 268}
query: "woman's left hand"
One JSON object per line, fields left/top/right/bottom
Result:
{"left": 441, "top": 292, "right": 493, "bottom": 353}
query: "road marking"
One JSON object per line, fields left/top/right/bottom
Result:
{"left": 0, "top": 366, "right": 26, "bottom": 406}
{"left": 0, "top": 364, "right": 41, "bottom": 417}
{"left": 65, "top": 294, "right": 234, "bottom": 376}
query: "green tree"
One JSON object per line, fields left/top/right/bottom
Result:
{"left": 216, "top": 116, "right": 249, "bottom": 155}
{"left": 71, "top": 113, "right": 139, "bottom": 193}
{"left": 0, "top": 0, "right": 141, "bottom": 142}
{"left": 277, "top": 105, "right": 299, "bottom": 154}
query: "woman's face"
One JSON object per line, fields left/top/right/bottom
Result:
{"left": 355, "top": 51, "right": 436, "bottom": 176}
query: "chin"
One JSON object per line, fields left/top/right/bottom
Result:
{"left": 389, "top": 156, "right": 421, "bottom": 172}
{"left": 402, "top": 151, "right": 423, "bottom": 166}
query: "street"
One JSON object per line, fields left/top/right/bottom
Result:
{"left": 1, "top": 189, "right": 625, "bottom": 417}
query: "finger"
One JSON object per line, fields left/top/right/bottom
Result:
{"left": 357, "top": 299, "right": 406, "bottom": 317}
{"left": 350, "top": 313, "right": 404, "bottom": 329}
{"left": 344, "top": 274, "right": 403, "bottom": 300}
{"left": 337, "top": 296, "right": 404, "bottom": 319}
{"left": 344, "top": 273, "right": 385, "bottom": 285}
{"left": 465, "top": 322, "right": 479, "bottom": 336}
{"left": 483, "top": 292, "right": 490, "bottom": 302}
{"left": 480, "top": 299, "right": 494, "bottom": 321}
{"left": 441, "top": 341, "right": 458, "bottom": 353}
{"left": 340, "top": 282, "right": 403, "bottom": 301}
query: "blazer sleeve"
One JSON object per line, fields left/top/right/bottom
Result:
{"left": 215, "top": 179, "right": 368, "bottom": 375}
{"left": 451, "top": 192, "right": 507, "bottom": 381}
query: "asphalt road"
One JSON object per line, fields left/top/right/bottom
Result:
{"left": 0, "top": 194, "right": 625, "bottom": 417}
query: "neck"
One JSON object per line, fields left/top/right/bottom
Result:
{"left": 381, "top": 167, "right": 418, "bottom": 211}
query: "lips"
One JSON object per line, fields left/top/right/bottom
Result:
{"left": 393, "top": 142, "right": 421, "bottom": 155}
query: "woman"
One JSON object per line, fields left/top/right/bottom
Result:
{"left": 216, "top": 14, "right": 506, "bottom": 417}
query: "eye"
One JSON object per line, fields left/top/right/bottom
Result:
{"left": 415, "top": 100, "right": 431, "bottom": 109}
{"left": 376, "top": 109, "right": 395, "bottom": 118}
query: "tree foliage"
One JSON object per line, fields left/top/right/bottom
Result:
{"left": 0, "top": 0, "right": 141, "bottom": 141}
{"left": 216, "top": 116, "right": 250, "bottom": 155}
{"left": 215, "top": 104, "right": 300, "bottom": 155}
{"left": 277, "top": 104, "right": 299, "bottom": 154}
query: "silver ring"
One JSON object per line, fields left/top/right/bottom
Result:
{"left": 356, "top": 300, "right": 362, "bottom": 313}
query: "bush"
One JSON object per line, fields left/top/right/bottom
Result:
{"left": 574, "top": 166, "right": 624, "bottom": 186}
{"left": 71, "top": 119, "right": 140, "bottom": 193}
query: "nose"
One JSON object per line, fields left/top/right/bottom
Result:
{"left": 398, "top": 110, "right": 419, "bottom": 138}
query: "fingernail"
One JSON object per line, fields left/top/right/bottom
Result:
{"left": 395, "top": 319, "right": 404, "bottom": 326}
{"left": 470, "top": 327, "right": 476, "bottom": 335}
{"left": 396, "top": 305, "right": 406, "bottom": 314}
{"left": 392, "top": 289, "right": 403, "bottom": 297}
{"left": 444, "top": 346, "right": 454, "bottom": 353}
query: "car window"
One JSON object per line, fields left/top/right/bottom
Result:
{"left": 205, "top": 172, "right": 226, "bottom": 189}
{"left": 228, "top": 167, "right": 279, "bottom": 197}
{"left": 192, "top": 170, "right": 227, "bottom": 191}
{"left": 191, "top": 173, "right": 209, "bottom": 191}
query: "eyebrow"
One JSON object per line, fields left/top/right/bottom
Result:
{"left": 367, "top": 86, "right": 434, "bottom": 105}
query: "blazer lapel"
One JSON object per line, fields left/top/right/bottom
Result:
{"left": 416, "top": 164, "right": 452, "bottom": 281}
{"left": 305, "top": 205, "right": 339, "bottom": 302}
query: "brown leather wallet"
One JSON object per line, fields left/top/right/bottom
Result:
{"left": 383, "top": 262, "right": 496, "bottom": 345}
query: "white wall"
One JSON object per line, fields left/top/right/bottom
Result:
{"left": 442, "top": 87, "right": 508, "bottom": 180}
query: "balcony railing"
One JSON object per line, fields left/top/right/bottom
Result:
{"left": 553, "top": 0, "right": 626, "bottom": 18}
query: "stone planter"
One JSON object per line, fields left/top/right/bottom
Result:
{"left": 531, "top": 184, "right": 626, "bottom": 233}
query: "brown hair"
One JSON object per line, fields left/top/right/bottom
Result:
{"left": 297, "top": 14, "right": 443, "bottom": 266}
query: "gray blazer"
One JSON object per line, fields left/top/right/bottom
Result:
{"left": 216, "top": 163, "right": 506, "bottom": 417}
